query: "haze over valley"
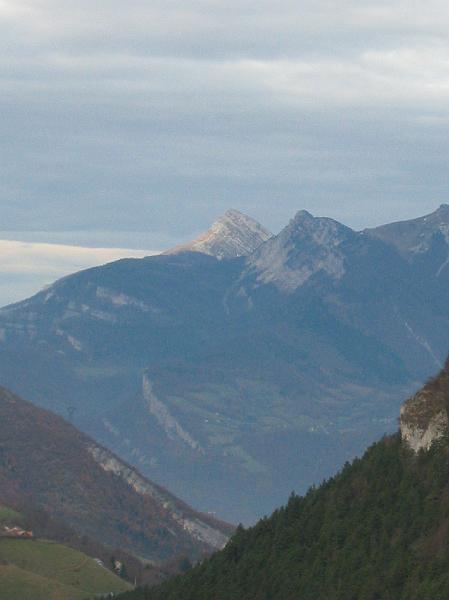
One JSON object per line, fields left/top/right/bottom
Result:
{"left": 3, "top": 0, "right": 449, "bottom": 597}
{"left": 2, "top": 205, "right": 449, "bottom": 525}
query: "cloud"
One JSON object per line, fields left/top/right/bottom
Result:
{"left": 0, "top": 240, "right": 157, "bottom": 307}
{"left": 0, "top": 0, "right": 449, "bottom": 241}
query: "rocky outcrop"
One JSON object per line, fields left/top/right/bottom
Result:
{"left": 400, "top": 359, "right": 449, "bottom": 452}
{"left": 142, "top": 374, "right": 203, "bottom": 453}
{"left": 245, "top": 210, "right": 352, "bottom": 292}
{"left": 400, "top": 402, "right": 448, "bottom": 452}
{"left": 165, "top": 209, "right": 272, "bottom": 259}
{"left": 87, "top": 444, "right": 229, "bottom": 550}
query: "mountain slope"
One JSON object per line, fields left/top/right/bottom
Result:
{"left": 0, "top": 538, "right": 131, "bottom": 600}
{"left": 0, "top": 387, "right": 232, "bottom": 563}
{"left": 0, "top": 564, "right": 87, "bottom": 600}
{"left": 244, "top": 210, "right": 354, "bottom": 292}
{"left": 367, "top": 204, "right": 449, "bottom": 259}
{"left": 1, "top": 207, "right": 449, "bottom": 522}
{"left": 0, "top": 500, "right": 154, "bottom": 588}
{"left": 164, "top": 209, "right": 272, "bottom": 258}
{"left": 122, "top": 361, "right": 449, "bottom": 600}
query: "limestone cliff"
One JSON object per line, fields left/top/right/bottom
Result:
{"left": 400, "top": 358, "right": 449, "bottom": 452}
{"left": 88, "top": 445, "right": 228, "bottom": 550}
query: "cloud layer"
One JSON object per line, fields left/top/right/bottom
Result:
{"left": 0, "top": 240, "right": 155, "bottom": 307}
{"left": 1, "top": 0, "right": 449, "bottom": 243}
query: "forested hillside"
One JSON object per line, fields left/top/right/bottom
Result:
{"left": 119, "top": 359, "right": 449, "bottom": 598}
{"left": 120, "top": 433, "right": 449, "bottom": 599}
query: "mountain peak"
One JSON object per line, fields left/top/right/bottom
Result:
{"left": 165, "top": 210, "right": 272, "bottom": 259}
{"left": 436, "top": 203, "right": 449, "bottom": 215}
{"left": 287, "top": 210, "right": 353, "bottom": 241}
{"left": 245, "top": 210, "right": 355, "bottom": 292}
{"left": 367, "top": 204, "right": 449, "bottom": 258}
{"left": 400, "top": 358, "right": 449, "bottom": 452}
{"left": 291, "top": 209, "right": 314, "bottom": 222}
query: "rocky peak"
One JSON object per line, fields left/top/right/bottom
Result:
{"left": 165, "top": 209, "right": 272, "bottom": 260}
{"left": 400, "top": 358, "right": 449, "bottom": 452}
{"left": 287, "top": 210, "right": 353, "bottom": 244}
{"left": 245, "top": 210, "right": 354, "bottom": 292}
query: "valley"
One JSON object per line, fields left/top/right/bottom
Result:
{"left": 121, "top": 357, "right": 449, "bottom": 599}
{"left": 1, "top": 207, "right": 449, "bottom": 522}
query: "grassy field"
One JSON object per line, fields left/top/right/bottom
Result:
{"left": 0, "top": 505, "right": 23, "bottom": 524}
{"left": 0, "top": 538, "right": 132, "bottom": 599}
{"left": 0, "top": 564, "right": 86, "bottom": 600}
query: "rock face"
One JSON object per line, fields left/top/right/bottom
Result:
{"left": 165, "top": 209, "right": 272, "bottom": 259}
{"left": 245, "top": 210, "right": 353, "bottom": 292}
{"left": 87, "top": 444, "right": 228, "bottom": 550}
{"left": 400, "top": 358, "right": 449, "bottom": 452}
{"left": 142, "top": 374, "right": 203, "bottom": 453}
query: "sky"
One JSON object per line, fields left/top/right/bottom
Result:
{"left": 2, "top": 1, "right": 449, "bottom": 305}
{"left": 0, "top": 240, "right": 155, "bottom": 307}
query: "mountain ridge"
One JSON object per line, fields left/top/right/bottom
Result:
{"left": 244, "top": 210, "right": 356, "bottom": 292}
{"left": 0, "top": 386, "right": 232, "bottom": 563}
{"left": 0, "top": 206, "right": 449, "bottom": 522}
{"left": 366, "top": 204, "right": 449, "bottom": 260}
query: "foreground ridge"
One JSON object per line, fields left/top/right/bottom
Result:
{"left": 0, "top": 386, "right": 232, "bottom": 564}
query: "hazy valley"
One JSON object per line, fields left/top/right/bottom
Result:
{"left": 1, "top": 206, "right": 449, "bottom": 525}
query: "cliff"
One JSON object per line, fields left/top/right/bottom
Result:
{"left": 400, "top": 357, "right": 449, "bottom": 452}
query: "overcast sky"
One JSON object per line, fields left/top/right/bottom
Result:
{"left": 0, "top": 241, "right": 155, "bottom": 307}
{"left": 1, "top": 1, "right": 449, "bottom": 304}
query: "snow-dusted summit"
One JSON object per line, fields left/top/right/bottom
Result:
{"left": 165, "top": 209, "right": 272, "bottom": 259}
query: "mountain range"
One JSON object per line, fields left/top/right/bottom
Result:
{"left": 1, "top": 206, "right": 449, "bottom": 522}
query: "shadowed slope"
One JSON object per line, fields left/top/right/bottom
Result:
{"left": 122, "top": 361, "right": 449, "bottom": 599}
{"left": 0, "top": 387, "right": 232, "bottom": 563}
